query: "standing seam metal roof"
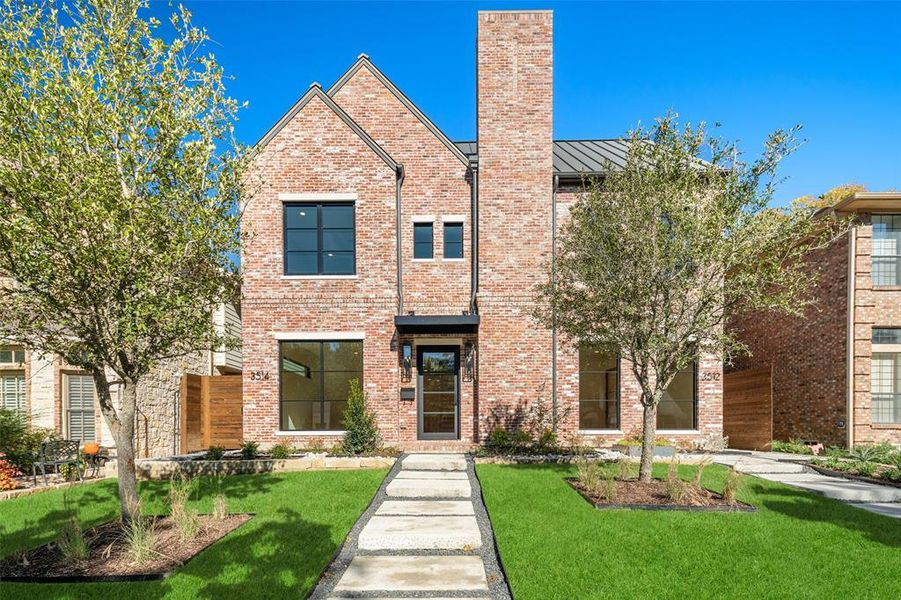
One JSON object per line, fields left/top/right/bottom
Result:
{"left": 454, "top": 139, "right": 633, "bottom": 176}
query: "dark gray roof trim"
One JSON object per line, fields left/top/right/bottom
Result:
{"left": 455, "top": 139, "right": 631, "bottom": 177}
{"left": 394, "top": 314, "right": 480, "bottom": 333}
{"left": 328, "top": 55, "right": 470, "bottom": 166}
{"left": 254, "top": 84, "right": 398, "bottom": 171}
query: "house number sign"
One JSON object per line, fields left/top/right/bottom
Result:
{"left": 249, "top": 370, "right": 270, "bottom": 381}
{"left": 699, "top": 372, "right": 721, "bottom": 382}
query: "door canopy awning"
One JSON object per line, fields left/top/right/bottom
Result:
{"left": 394, "top": 314, "right": 480, "bottom": 334}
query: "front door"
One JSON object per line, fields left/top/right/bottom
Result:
{"left": 417, "top": 346, "right": 459, "bottom": 440}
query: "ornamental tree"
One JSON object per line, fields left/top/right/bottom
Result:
{"left": 535, "top": 113, "right": 846, "bottom": 482}
{"left": 0, "top": 0, "right": 244, "bottom": 521}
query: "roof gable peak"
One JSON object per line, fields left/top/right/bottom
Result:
{"left": 327, "top": 55, "right": 469, "bottom": 166}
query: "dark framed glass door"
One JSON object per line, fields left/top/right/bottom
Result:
{"left": 417, "top": 346, "right": 459, "bottom": 440}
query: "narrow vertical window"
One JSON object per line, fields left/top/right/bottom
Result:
{"left": 66, "top": 374, "right": 96, "bottom": 442}
{"left": 414, "top": 222, "right": 434, "bottom": 259}
{"left": 872, "top": 328, "right": 901, "bottom": 424}
{"left": 579, "top": 348, "right": 619, "bottom": 429}
{"left": 0, "top": 373, "right": 25, "bottom": 417}
{"left": 443, "top": 222, "right": 464, "bottom": 259}
{"left": 872, "top": 215, "right": 901, "bottom": 286}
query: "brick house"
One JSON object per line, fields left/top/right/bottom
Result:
{"left": 241, "top": 10, "right": 724, "bottom": 450}
{"left": 730, "top": 192, "right": 901, "bottom": 447}
{"left": 0, "top": 304, "right": 241, "bottom": 458}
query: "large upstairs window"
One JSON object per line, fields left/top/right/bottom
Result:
{"left": 872, "top": 215, "right": 901, "bottom": 287}
{"left": 283, "top": 203, "right": 355, "bottom": 275}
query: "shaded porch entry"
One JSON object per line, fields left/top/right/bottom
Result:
{"left": 417, "top": 346, "right": 460, "bottom": 440}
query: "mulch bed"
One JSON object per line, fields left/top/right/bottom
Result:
{"left": 566, "top": 478, "right": 755, "bottom": 512}
{"left": 0, "top": 514, "right": 251, "bottom": 582}
{"left": 808, "top": 464, "right": 901, "bottom": 489}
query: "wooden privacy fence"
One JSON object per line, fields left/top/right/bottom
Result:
{"left": 723, "top": 366, "right": 773, "bottom": 451}
{"left": 179, "top": 374, "right": 243, "bottom": 453}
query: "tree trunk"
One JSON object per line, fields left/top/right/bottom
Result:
{"left": 638, "top": 402, "right": 657, "bottom": 483}
{"left": 114, "top": 380, "right": 140, "bottom": 524}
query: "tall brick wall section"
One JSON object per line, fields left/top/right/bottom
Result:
{"left": 850, "top": 218, "right": 901, "bottom": 444}
{"left": 242, "top": 93, "right": 402, "bottom": 446}
{"left": 475, "top": 11, "right": 555, "bottom": 441}
{"left": 729, "top": 233, "right": 851, "bottom": 446}
{"left": 331, "top": 65, "right": 473, "bottom": 315}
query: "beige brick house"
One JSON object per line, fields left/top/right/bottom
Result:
{"left": 0, "top": 303, "right": 241, "bottom": 458}
{"left": 241, "top": 10, "right": 724, "bottom": 451}
{"left": 731, "top": 192, "right": 901, "bottom": 447}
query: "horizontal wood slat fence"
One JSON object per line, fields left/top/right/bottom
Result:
{"left": 179, "top": 374, "right": 243, "bottom": 453}
{"left": 723, "top": 366, "right": 773, "bottom": 451}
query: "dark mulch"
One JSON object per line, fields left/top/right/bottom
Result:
{"left": 808, "top": 464, "right": 901, "bottom": 489}
{"left": 566, "top": 478, "right": 755, "bottom": 512}
{"left": 0, "top": 514, "right": 251, "bottom": 581}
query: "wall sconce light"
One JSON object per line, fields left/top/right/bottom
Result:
{"left": 401, "top": 342, "right": 412, "bottom": 382}
{"left": 463, "top": 341, "right": 475, "bottom": 382}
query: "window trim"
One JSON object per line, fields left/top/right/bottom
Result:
{"left": 278, "top": 339, "right": 363, "bottom": 432}
{"left": 64, "top": 372, "right": 96, "bottom": 443}
{"left": 871, "top": 214, "right": 901, "bottom": 287}
{"left": 0, "top": 371, "right": 25, "bottom": 416}
{"left": 282, "top": 202, "right": 356, "bottom": 276}
{"left": 871, "top": 351, "right": 901, "bottom": 425}
{"left": 443, "top": 222, "right": 464, "bottom": 260}
{"left": 578, "top": 349, "right": 621, "bottom": 431}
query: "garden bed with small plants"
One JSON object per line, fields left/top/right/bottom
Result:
{"left": 567, "top": 455, "right": 754, "bottom": 512}
{"left": 806, "top": 442, "right": 901, "bottom": 487}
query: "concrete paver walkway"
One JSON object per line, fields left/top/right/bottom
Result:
{"left": 310, "top": 453, "right": 510, "bottom": 599}
{"left": 714, "top": 451, "right": 901, "bottom": 518}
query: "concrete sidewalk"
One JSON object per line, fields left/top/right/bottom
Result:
{"left": 310, "top": 453, "right": 511, "bottom": 599}
{"left": 714, "top": 451, "right": 901, "bottom": 518}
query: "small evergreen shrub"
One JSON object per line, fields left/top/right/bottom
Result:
{"left": 269, "top": 443, "right": 293, "bottom": 460}
{"left": 123, "top": 499, "right": 156, "bottom": 566}
{"left": 770, "top": 439, "right": 813, "bottom": 455}
{"left": 0, "top": 452, "right": 22, "bottom": 490}
{"left": 722, "top": 468, "right": 742, "bottom": 504}
{"left": 169, "top": 474, "right": 199, "bottom": 542}
{"left": 341, "top": 379, "right": 380, "bottom": 455}
{"left": 57, "top": 516, "right": 89, "bottom": 563}
{"left": 0, "top": 409, "right": 53, "bottom": 472}
{"left": 240, "top": 440, "right": 259, "bottom": 460}
{"left": 488, "top": 428, "right": 512, "bottom": 449}
{"left": 205, "top": 445, "right": 225, "bottom": 460}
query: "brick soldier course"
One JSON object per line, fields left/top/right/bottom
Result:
{"left": 242, "top": 10, "right": 725, "bottom": 450}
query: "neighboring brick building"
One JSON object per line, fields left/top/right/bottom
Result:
{"left": 0, "top": 304, "right": 241, "bottom": 458}
{"left": 242, "top": 10, "right": 724, "bottom": 450}
{"left": 730, "top": 192, "right": 901, "bottom": 447}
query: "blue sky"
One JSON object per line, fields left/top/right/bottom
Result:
{"left": 152, "top": 1, "right": 900, "bottom": 205}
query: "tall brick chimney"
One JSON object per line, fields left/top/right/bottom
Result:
{"left": 476, "top": 10, "right": 554, "bottom": 294}
{"left": 475, "top": 11, "right": 554, "bottom": 436}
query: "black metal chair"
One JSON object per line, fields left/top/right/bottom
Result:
{"left": 32, "top": 439, "right": 82, "bottom": 485}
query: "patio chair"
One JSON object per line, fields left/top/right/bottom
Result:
{"left": 32, "top": 439, "right": 82, "bottom": 486}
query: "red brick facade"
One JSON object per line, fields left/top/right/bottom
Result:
{"left": 730, "top": 214, "right": 901, "bottom": 447}
{"left": 241, "top": 10, "right": 724, "bottom": 450}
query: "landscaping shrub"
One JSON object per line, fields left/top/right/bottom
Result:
{"left": 169, "top": 474, "right": 199, "bottom": 542}
{"left": 536, "top": 429, "right": 558, "bottom": 451}
{"left": 575, "top": 457, "right": 602, "bottom": 494}
{"left": 488, "top": 428, "right": 512, "bottom": 450}
{"left": 269, "top": 443, "right": 293, "bottom": 460}
{"left": 601, "top": 470, "right": 617, "bottom": 502}
{"left": 240, "top": 440, "right": 259, "bottom": 460}
{"left": 770, "top": 439, "right": 813, "bottom": 455}
{"left": 57, "top": 516, "right": 88, "bottom": 563}
{"left": 59, "top": 457, "right": 85, "bottom": 481}
{"left": 848, "top": 461, "right": 877, "bottom": 477}
{"left": 880, "top": 468, "right": 901, "bottom": 482}
{"left": 692, "top": 456, "right": 713, "bottom": 487}
{"left": 212, "top": 493, "right": 229, "bottom": 519}
{"left": 305, "top": 437, "right": 325, "bottom": 453}
{"left": 0, "top": 408, "right": 53, "bottom": 472}
{"left": 615, "top": 458, "right": 633, "bottom": 481}
{"left": 123, "top": 500, "right": 156, "bottom": 566}
{"left": 693, "top": 434, "right": 729, "bottom": 452}
{"left": 205, "top": 445, "right": 225, "bottom": 460}
{"left": 341, "top": 379, "right": 381, "bottom": 455}
{"left": 722, "top": 468, "right": 742, "bottom": 503}
{"left": 0, "top": 452, "right": 22, "bottom": 490}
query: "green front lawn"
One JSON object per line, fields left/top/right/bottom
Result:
{"left": 478, "top": 463, "right": 901, "bottom": 600}
{"left": 0, "top": 469, "right": 386, "bottom": 598}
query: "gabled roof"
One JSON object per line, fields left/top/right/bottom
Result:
{"left": 254, "top": 83, "right": 398, "bottom": 171}
{"left": 454, "top": 139, "right": 633, "bottom": 177}
{"left": 328, "top": 54, "right": 470, "bottom": 166}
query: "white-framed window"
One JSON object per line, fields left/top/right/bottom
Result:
{"left": 872, "top": 328, "right": 901, "bottom": 424}
{"left": 0, "top": 373, "right": 25, "bottom": 416}
{"left": 872, "top": 215, "right": 901, "bottom": 286}
{"left": 0, "top": 346, "right": 25, "bottom": 365}
{"left": 65, "top": 374, "right": 96, "bottom": 442}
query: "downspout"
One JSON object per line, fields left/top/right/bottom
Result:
{"left": 469, "top": 158, "right": 479, "bottom": 314}
{"left": 846, "top": 227, "right": 856, "bottom": 448}
{"left": 551, "top": 174, "right": 559, "bottom": 430}
{"left": 395, "top": 164, "right": 405, "bottom": 315}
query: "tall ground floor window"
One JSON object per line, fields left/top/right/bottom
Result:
{"left": 872, "top": 352, "right": 901, "bottom": 424}
{"left": 578, "top": 348, "right": 619, "bottom": 429}
{"left": 280, "top": 340, "right": 363, "bottom": 431}
{"left": 66, "top": 374, "right": 96, "bottom": 442}
{"left": 657, "top": 364, "right": 697, "bottom": 430}
{"left": 1, "top": 372, "right": 25, "bottom": 417}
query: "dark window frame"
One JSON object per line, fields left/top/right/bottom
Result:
{"left": 278, "top": 340, "right": 363, "bottom": 431}
{"left": 657, "top": 363, "right": 698, "bottom": 430}
{"left": 413, "top": 222, "right": 434, "bottom": 259}
{"left": 443, "top": 222, "right": 464, "bottom": 259}
{"left": 578, "top": 349, "right": 621, "bottom": 430}
{"left": 282, "top": 202, "right": 356, "bottom": 276}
